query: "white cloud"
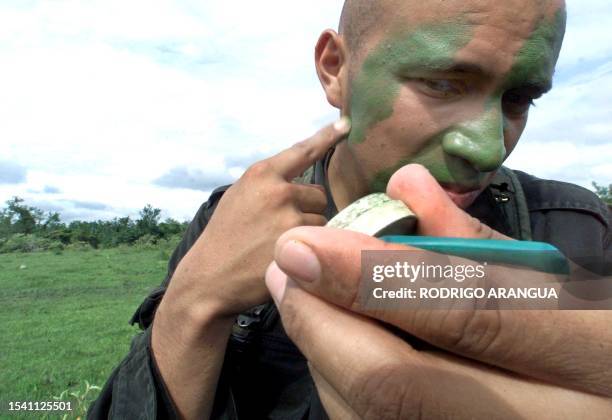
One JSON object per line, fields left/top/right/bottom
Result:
{"left": 507, "top": 60, "right": 612, "bottom": 187}
{"left": 557, "top": 0, "right": 612, "bottom": 69}
{"left": 506, "top": 141, "right": 612, "bottom": 186}
{"left": 0, "top": 0, "right": 609, "bottom": 221}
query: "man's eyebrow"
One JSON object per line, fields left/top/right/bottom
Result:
{"left": 440, "top": 61, "right": 490, "bottom": 75}
{"left": 397, "top": 56, "right": 482, "bottom": 74}
{"left": 504, "top": 72, "right": 553, "bottom": 94}
{"left": 398, "top": 58, "right": 553, "bottom": 92}
{"left": 520, "top": 80, "right": 553, "bottom": 94}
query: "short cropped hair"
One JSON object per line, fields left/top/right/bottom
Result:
{"left": 339, "top": 0, "right": 389, "bottom": 55}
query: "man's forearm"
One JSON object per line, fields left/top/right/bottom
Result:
{"left": 151, "top": 297, "right": 234, "bottom": 420}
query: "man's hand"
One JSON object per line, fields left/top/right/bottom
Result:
{"left": 162, "top": 117, "right": 351, "bottom": 321}
{"left": 150, "top": 118, "right": 350, "bottom": 420}
{"left": 266, "top": 164, "right": 612, "bottom": 419}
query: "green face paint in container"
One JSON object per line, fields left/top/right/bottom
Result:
{"left": 327, "top": 193, "right": 569, "bottom": 275}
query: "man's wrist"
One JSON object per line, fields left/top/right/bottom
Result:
{"left": 154, "top": 292, "right": 236, "bottom": 346}
{"left": 150, "top": 290, "right": 236, "bottom": 420}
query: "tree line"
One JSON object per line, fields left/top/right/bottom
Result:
{"left": 1, "top": 182, "right": 610, "bottom": 254}
{"left": 0, "top": 197, "right": 189, "bottom": 253}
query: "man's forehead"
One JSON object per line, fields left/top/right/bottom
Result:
{"left": 370, "top": 0, "right": 565, "bottom": 30}
{"left": 353, "top": 0, "right": 566, "bottom": 88}
{"left": 351, "top": 0, "right": 566, "bottom": 53}
{"left": 496, "top": 8, "right": 566, "bottom": 91}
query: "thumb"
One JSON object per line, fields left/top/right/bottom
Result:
{"left": 387, "top": 164, "right": 511, "bottom": 240}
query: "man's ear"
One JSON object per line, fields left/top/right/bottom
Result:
{"left": 315, "top": 30, "right": 348, "bottom": 109}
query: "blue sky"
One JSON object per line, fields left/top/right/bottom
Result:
{"left": 0, "top": 0, "right": 610, "bottom": 222}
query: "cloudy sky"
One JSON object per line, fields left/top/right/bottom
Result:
{"left": 0, "top": 1, "right": 610, "bottom": 222}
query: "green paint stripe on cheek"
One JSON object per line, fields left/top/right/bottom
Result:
{"left": 348, "top": 21, "right": 474, "bottom": 145}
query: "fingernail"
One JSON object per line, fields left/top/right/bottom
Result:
{"left": 333, "top": 116, "right": 351, "bottom": 133}
{"left": 277, "top": 240, "right": 321, "bottom": 283}
{"left": 265, "top": 262, "right": 288, "bottom": 305}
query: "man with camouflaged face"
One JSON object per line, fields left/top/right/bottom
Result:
{"left": 91, "top": 0, "right": 612, "bottom": 418}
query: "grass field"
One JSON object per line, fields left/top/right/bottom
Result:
{"left": 0, "top": 245, "right": 175, "bottom": 419}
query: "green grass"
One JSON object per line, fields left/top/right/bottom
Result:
{"left": 0, "top": 246, "right": 173, "bottom": 419}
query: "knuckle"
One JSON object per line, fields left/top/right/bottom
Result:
{"left": 313, "top": 188, "right": 328, "bottom": 204}
{"left": 283, "top": 212, "right": 303, "bottom": 230}
{"left": 270, "top": 182, "right": 294, "bottom": 202}
{"left": 291, "top": 139, "right": 316, "bottom": 161}
{"left": 470, "top": 216, "right": 495, "bottom": 239}
{"left": 245, "top": 160, "right": 271, "bottom": 178}
{"left": 441, "top": 309, "right": 505, "bottom": 358}
{"left": 273, "top": 208, "right": 301, "bottom": 231}
{"left": 301, "top": 186, "right": 327, "bottom": 205}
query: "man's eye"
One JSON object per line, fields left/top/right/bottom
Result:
{"left": 417, "top": 78, "right": 466, "bottom": 98}
{"left": 502, "top": 90, "right": 538, "bottom": 117}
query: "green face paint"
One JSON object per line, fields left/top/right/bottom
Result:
{"left": 500, "top": 9, "right": 566, "bottom": 94}
{"left": 370, "top": 126, "right": 499, "bottom": 193}
{"left": 364, "top": 8, "right": 566, "bottom": 194}
{"left": 348, "top": 22, "right": 473, "bottom": 145}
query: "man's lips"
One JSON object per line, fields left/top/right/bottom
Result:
{"left": 440, "top": 184, "right": 484, "bottom": 209}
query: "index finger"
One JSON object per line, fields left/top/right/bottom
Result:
{"left": 270, "top": 117, "right": 351, "bottom": 180}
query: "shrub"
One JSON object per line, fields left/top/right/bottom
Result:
{"left": 132, "top": 234, "right": 159, "bottom": 249}
{"left": 64, "top": 241, "right": 93, "bottom": 252}
{"left": 0, "top": 234, "right": 63, "bottom": 253}
{"left": 158, "top": 233, "right": 183, "bottom": 250}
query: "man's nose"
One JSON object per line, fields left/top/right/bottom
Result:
{"left": 441, "top": 105, "right": 506, "bottom": 172}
